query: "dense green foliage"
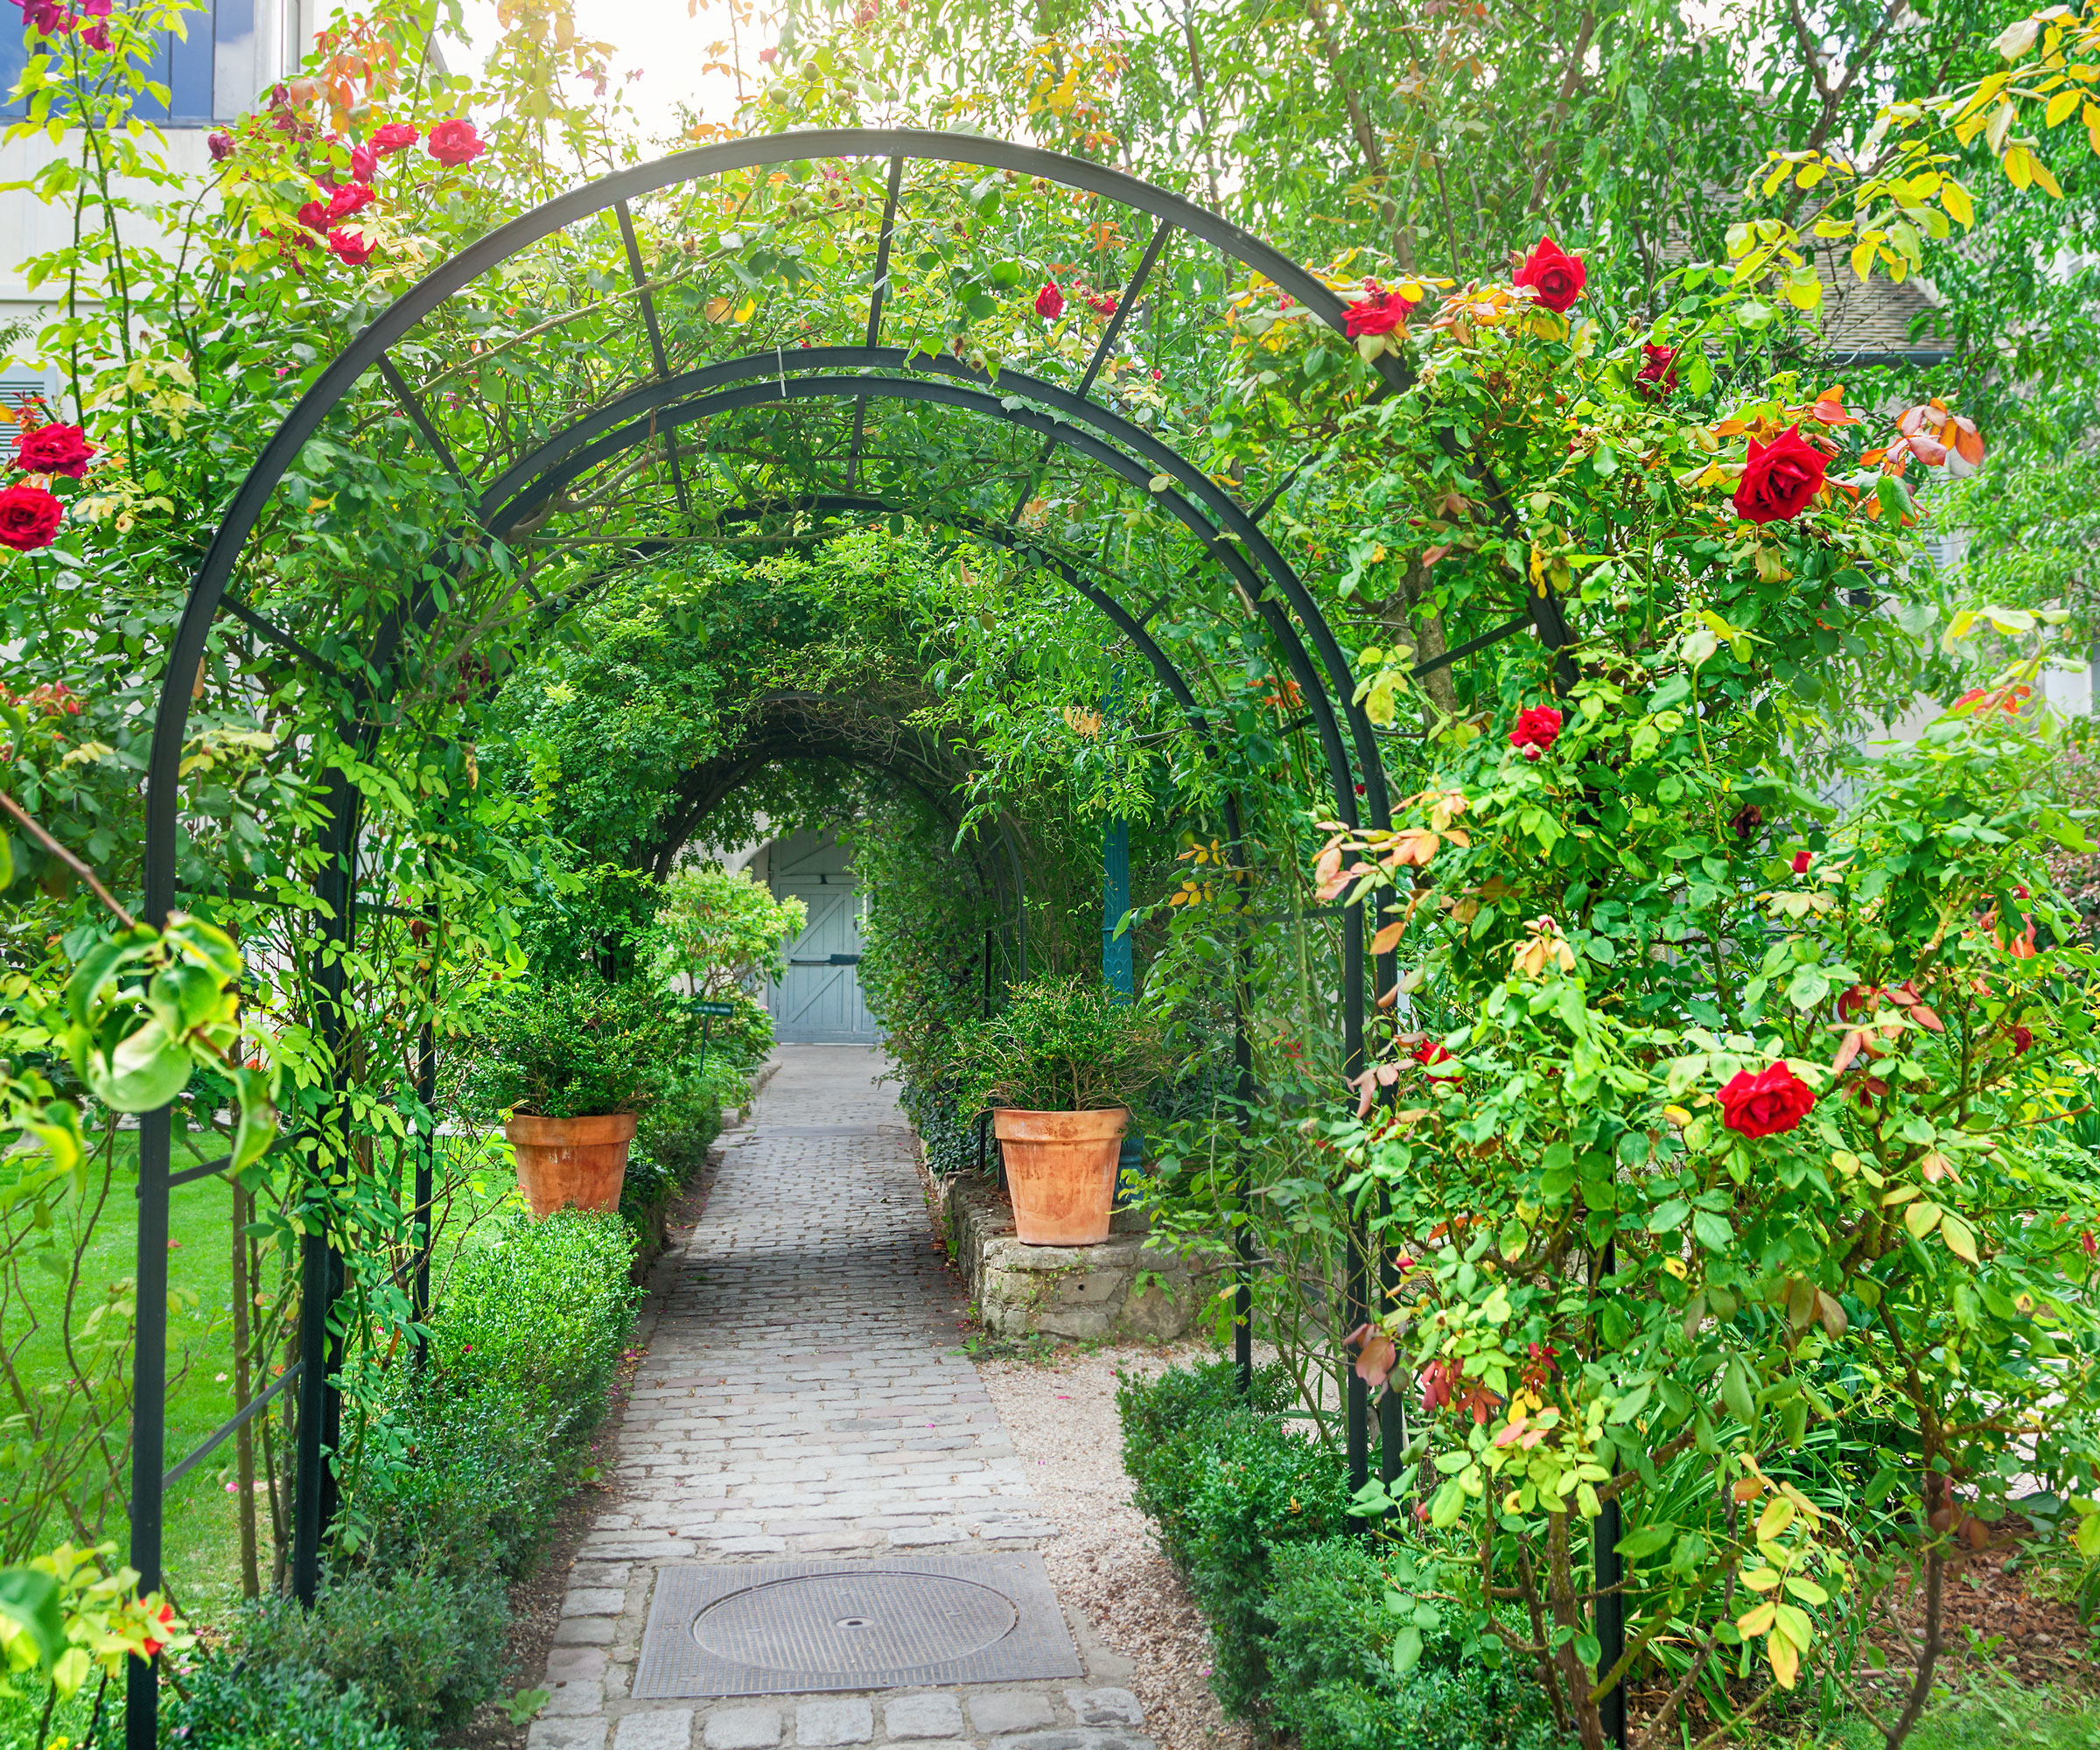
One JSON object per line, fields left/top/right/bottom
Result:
{"left": 161, "top": 1657, "right": 413, "bottom": 1750}
{"left": 460, "top": 976, "right": 697, "bottom": 1119}
{"left": 948, "top": 976, "right": 1165, "bottom": 1115}
{"left": 1117, "top": 1362, "right": 1569, "bottom": 1750}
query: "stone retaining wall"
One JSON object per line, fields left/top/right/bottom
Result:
{"left": 928, "top": 1168, "right": 1198, "bottom": 1342}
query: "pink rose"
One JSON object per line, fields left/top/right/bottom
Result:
{"left": 0, "top": 485, "right": 64, "bottom": 551}
{"left": 426, "top": 118, "right": 485, "bottom": 168}
{"left": 326, "top": 228, "right": 375, "bottom": 266}
{"left": 14, "top": 423, "right": 96, "bottom": 479}
{"left": 325, "top": 180, "right": 374, "bottom": 222}
{"left": 1515, "top": 235, "right": 1586, "bottom": 312}
{"left": 370, "top": 122, "right": 418, "bottom": 155}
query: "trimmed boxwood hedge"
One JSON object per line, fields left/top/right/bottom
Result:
{"left": 1116, "top": 1360, "right": 1572, "bottom": 1750}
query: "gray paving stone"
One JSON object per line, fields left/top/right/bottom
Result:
{"left": 967, "top": 1696, "right": 1057, "bottom": 1736}
{"left": 563, "top": 1588, "right": 627, "bottom": 1616}
{"left": 884, "top": 1695, "right": 965, "bottom": 1740}
{"left": 552, "top": 1616, "right": 616, "bottom": 1645}
{"left": 1068, "top": 1692, "right": 1144, "bottom": 1729}
{"left": 886, "top": 1527, "right": 964, "bottom": 1547}
{"left": 796, "top": 1698, "right": 875, "bottom": 1746}
{"left": 987, "top": 1736, "right": 1153, "bottom": 1750}
{"left": 614, "top": 1712, "right": 696, "bottom": 1750}
{"left": 703, "top": 1708, "right": 783, "bottom": 1750}
{"left": 529, "top": 1721, "right": 608, "bottom": 1750}
{"left": 543, "top": 1680, "right": 606, "bottom": 1718}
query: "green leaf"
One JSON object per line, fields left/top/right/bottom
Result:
{"left": 1391, "top": 1624, "right": 1424, "bottom": 1676}
{"left": 1647, "top": 1198, "right": 1690, "bottom": 1233}
{"left": 85, "top": 1020, "right": 192, "bottom": 1113}
{"left": 0, "top": 1569, "right": 63, "bottom": 1670}
{"left": 1721, "top": 1355, "right": 1759, "bottom": 1432}
{"left": 1431, "top": 1478, "right": 1466, "bottom": 1528}
{"left": 1692, "top": 1209, "right": 1732, "bottom": 1251}
{"left": 1615, "top": 1523, "right": 1676, "bottom": 1560}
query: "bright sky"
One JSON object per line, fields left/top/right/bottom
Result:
{"left": 449, "top": 0, "right": 772, "bottom": 151}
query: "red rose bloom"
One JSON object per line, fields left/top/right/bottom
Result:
{"left": 758, "top": 45, "right": 778, "bottom": 61}
{"left": 326, "top": 228, "right": 375, "bottom": 266}
{"left": 207, "top": 129, "right": 234, "bottom": 161}
{"left": 1717, "top": 1063, "right": 1816, "bottom": 1138}
{"left": 1732, "top": 425, "right": 1828, "bottom": 525}
{"left": 1791, "top": 850, "right": 1812, "bottom": 875}
{"left": 1345, "top": 282, "right": 1415, "bottom": 339}
{"left": 425, "top": 118, "right": 485, "bottom": 168}
{"left": 1034, "top": 281, "right": 1065, "bottom": 319}
{"left": 296, "top": 198, "right": 327, "bottom": 231}
{"left": 0, "top": 485, "right": 64, "bottom": 551}
{"left": 1508, "top": 704, "right": 1563, "bottom": 759}
{"left": 1635, "top": 342, "right": 1678, "bottom": 398}
{"left": 370, "top": 122, "right": 418, "bottom": 155}
{"left": 14, "top": 423, "right": 95, "bottom": 479}
{"left": 1515, "top": 235, "right": 1586, "bottom": 312}
{"left": 325, "top": 180, "right": 374, "bottom": 222}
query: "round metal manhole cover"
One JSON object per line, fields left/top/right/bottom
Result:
{"left": 690, "top": 1572, "right": 1019, "bottom": 1673}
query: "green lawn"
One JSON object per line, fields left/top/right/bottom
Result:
{"left": 17, "top": 1120, "right": 522, "bottom": 1626}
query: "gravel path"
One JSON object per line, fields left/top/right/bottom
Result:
{"left": 977, "top": 1348, "right": 1254, "bottom": 1750}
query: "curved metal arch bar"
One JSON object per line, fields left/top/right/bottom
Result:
{"left": 485, "top": 372, "right": 1362, "bottom": 844}
{"left": 482, "top": 347, "right": 1390, "bottom": 836}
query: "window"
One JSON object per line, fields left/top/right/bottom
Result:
{"left": 2, "top": 0, "right": 298, "bottom": 126}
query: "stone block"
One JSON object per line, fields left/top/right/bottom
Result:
{"left": 882, "top": 1694, "right": 964, "bottom": 1740}
{"left": 564, "top": 1588, "right": 629, "bottom": 1617}
{"left": 796, "top": 1698, "right": 875, "bottom": 1746}
{"left": 529, "top": 1721, "right": 608, "bottom": 1750}
{"left": 987, "top": 1735, "right": 1152, "bottom": 1750}
{"left": 553, "top": 1617, "right": 616, "bottom": 1645}
{"left": 1068, "top": 1692, "right": 1143, "bottom": 1729}
{"left": 614, "top": 1712, "right": 696, "bottom": 1750}
{"left": 966, "top": 1695, "right": 1056, "bottom": 1736}
{"left": 544, "top": 1681, "right": 606, "bottom": 1718}
{"left": 704, "top": 1708, "right": 783, "bottom": 1750}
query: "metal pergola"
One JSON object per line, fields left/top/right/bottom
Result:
{"left": 126, "top": 129, "right": 1573, "bottom": 1748}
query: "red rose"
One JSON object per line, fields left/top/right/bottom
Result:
{"left": 0, "top": 485, "right": 64, "bottom": 551}
{"left": 318, "top": 144, "right": 376, "bottom": 190}
{"left": 1508, "top": 704, "right": 1563, "bottom": 759}
{"left": 296, "top": 198, "right": 327, "bottom": 231}
{"left": 207, "top": 130, "right": 234, "bottom": 161}
{"left": 1034, "top": 281, "right": 1065, "bottom": 319}
{"left": 1732, "top": 425, "right": 1828, "bottom": 525}
{"left": 758, "top": 45, "right": 778, "bottom": 61}
{"left": 326, "top": 228, "right": 375, "bottom": 266}
{"left": 14, "top": 423, "right": 95, "bottom": 479}
{"left": 1086, "top": 291, "right": 1117, "bottom": 318}
{"left": 1345, "top": 281, "right": 1415, "bottom": 339}
{"left": 426, "top": 118, "right": 485, "bottom": 168}
{"left": 2010, "top": 1025, "right": 2034, "bottom": 1054}
{"left": 1791, "top": 850, "right": 1812, "bottom": 876}
{"left": 370, "top": 122, "right": 418, "bottom": 155}
{"left": 325, "top": 180, "right": 374, "bottom": 222}
{"left": 1717, "top": 1063, "right": 1816, "bottom": 1138}
{"left": 1635, "top": 342, "right": 1677, "bottom": 398}
{"left": 1515, "top": 235, "right": 1586, "bottom": 312}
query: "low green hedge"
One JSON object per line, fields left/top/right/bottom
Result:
{"left": 1116, "top": 1361, "right": 1571, "bottom": 1750}
{"left": 178, "top": 1209, "right": 644, "bottom": 1747}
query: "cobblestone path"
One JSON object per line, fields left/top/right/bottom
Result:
{"left": 529, "top": 1046, "right": 1149, "bottom": 1750}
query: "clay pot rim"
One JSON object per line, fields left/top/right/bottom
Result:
{"left": 990, "top": 1104, "right": 1130, "bottom": 1144}
{"left": 504, "top": 1111, "right": 638, "bottom": 1144}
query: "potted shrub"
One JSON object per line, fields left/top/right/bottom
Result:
{"left": 949, "top": 976, "right": 1163, "bottom": 1245}
{"left": 466, "top": 977, "right": 692, "bottom": 1217}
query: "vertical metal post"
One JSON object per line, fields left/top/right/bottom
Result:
{"left": 1341, "top": 895, "right": 1368, "bottom": 1502}
{"left": 976, "top": 928, "right": 991, "bottom": 1176}
{"left": 411, "top": 1014, "right": 436, "bottom": 1366}
{"left": 1230, "top": 802, "right": 1254, "bottom": 1397}
{"left": 292, "top": 775, "right": 359, "bottom": 1602}
{"left": 125, "top": 1102, "right": 170, "bottom": 1750}
{"left": 1102, "top": 812, "right": 1139, "bottom": 1208}
{"left": 1596, "top": 1240, "right": 1627, "bottom": 1747}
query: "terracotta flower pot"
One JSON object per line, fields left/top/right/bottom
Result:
{"left": 504, "top": 1112, "right": 635, "bottom": 1217}
{"left": 992, "top": 1106, "right": 1129, "bottom": 1245}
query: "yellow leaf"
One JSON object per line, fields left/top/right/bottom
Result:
{"left": 2005, "top": 143, "right": 2035, "bottom": 189}
{"left": 1736, "top": 1600, "right": 1777, "bottom": 1639}
{"left": 1743, "top": 1566, "right": 1782, "bottom": 1592}
{"left": 1849, "top": 236, "right": 1877, "bottom": 279}
{"left": 1941, "top": 1213, "right": 1979, "bottom": 1263}
{"left": 1757, "top": 1494, "right": 1798, "bottom": 1542}
{"left": 2034, "top": 155, "right": 2065, "bottom": 197}
{"left": 2048, "top": 88, "right": 2082, "bottom": 126}
{"left": 1905, "top": 1199, "right": 1942, "bottom": 1239}
{"left": 1768, "top": 1628, "right": 1801, "bottom": 1690}
{"left": 1940, "top": 178, "right": 1975, "bottom": 227}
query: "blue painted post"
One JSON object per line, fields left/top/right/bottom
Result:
{"left": 1102, "top": 815, "right": 1140, "bottom": 1206}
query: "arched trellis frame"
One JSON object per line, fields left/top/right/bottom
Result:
{"left": 130, "top": 129, "right": 1575, "bottom": 1744}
